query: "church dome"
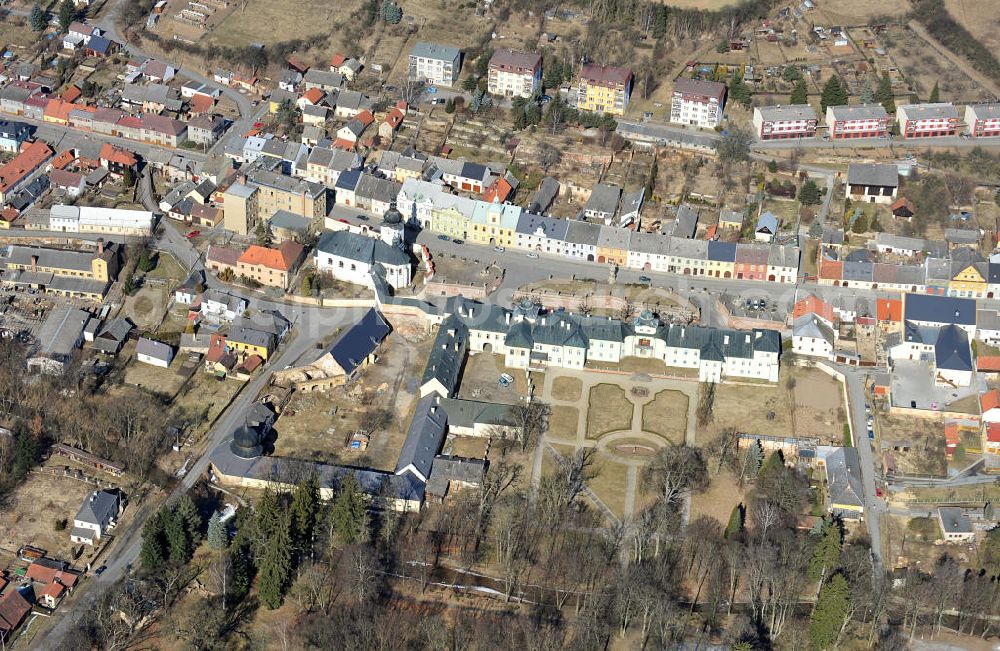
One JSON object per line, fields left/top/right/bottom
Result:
{"left": 230, "top": 424, "right": 263, "bottom": 459}
{"left": 382, "top": 205, "right": 403, "bottom": 225}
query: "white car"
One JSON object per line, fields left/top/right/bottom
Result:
{"left": 526, "top": 252, "right": 538, "bottom": 259}
{"left": 493, "top": 246, "right": 505, "bottom": 253}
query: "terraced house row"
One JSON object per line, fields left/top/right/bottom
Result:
{"left": 396, "top": 179, "right": 800, "bottom": 283}
{"left": 818, "top": 233, "right": 1000, "bottom": 298}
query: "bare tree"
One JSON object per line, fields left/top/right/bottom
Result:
{"left": 538, "top": 142, "right": 562, "bottom": 172}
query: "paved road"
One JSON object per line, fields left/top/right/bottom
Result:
{"left": 841, "top": 368, "right": 884, "bottom": 577}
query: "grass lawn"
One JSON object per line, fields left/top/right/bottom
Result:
{"left": 641, "top": 390, "right": 688, "bottom": 443}
{"left": 174, "top": 372, "right": 244, "bottom": 441}
{"left": 586, "top": 456, "right": 628, "bottom": 519}
{"left": 551, "top": 377, "right": 582, "bottom": 402}
{"left": 147, "top": 251, "right": 186, "bottom": 282}
{"left": 122, "top": 348, "right": 189, "bottom": 397}
{"left": 586, "top": 384, "right": 633, "bottom": 439}
{"left": 548, "top": 405, "right": 580, "bottom": 440}
{"left": 690, "top": 469, "right": 746, "bottom": 527}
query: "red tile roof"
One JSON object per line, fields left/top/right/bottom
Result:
{"left": 383, "top": 107, "right": 404, "bottom": 130}
{"left": 301, "top": 88, "right": 325, "bottom": 105}
{"left": 0, "top": 589, "right": 31, "bottom": 633}
{"left": 792, "top": 294, "right": 835, "bottom": 322}
{"left": 329, "top": 53, "right": 347, "bottom": 68}
{"left": 877, "top": 298, "right": 902, "bottom": 323}
{"left": 287, "top": 56, "right": 309, "bottom": 73}
{"left": 0, "top": 141, "right": 53, "bottom": 194}
{"left": 580, "top": 63, "right": 632, "bottom": 87}
{"left": 239, "top": 354, "right": 262, "bottom": 373}
{"left": 981, "top": 389, "right": 1000, "bottom": 413}
{"left": 49, "top": 149, "right": 76, "bottom": 171}
{"left": 43, "top": 99, "right": 77, "bottom": 122}
{"left": 484, "top": 177, "right": 514, "bottom": 204}
{"left": 141, "top": 114, "right": 186, "bottom": 136}
{"left": 944, "top": 422, "right": 959, "bottom": 446}
{"left": 49, "top": 168, "right": 84, "bottom": 188}
{"left": 0, "top": 208, "right": 19, "bottom": 223}
{"left": 99, "top": 143, "right": 138, "bottom": 167}
{"left": 332, "top": 137, "right": 355, "bottom": 151}
{"left": 238, "top": 241, "right": 304, "bottom": 272}
{"left": 26, "top": 560, "right": 79, "bottom": 588}
{"left": 978, "top": 356, "right": 1000, "bottom": 373}
{"left": 356, "top": 109, "right": 374, "bottom": 126}
{"left": 206, "top": 334, "right": 228, "bottom": 363}
{"left": 206, "top": 245, "right": 241, "bottom": 268}
{"left": 188, "top": 93, "right": 215, "bottom": 114}
{"left": 988, "top": 422, "right": 1000, "bottom": 443}
{"left": 61, "top": 85, "right": 82, "bottom": 103}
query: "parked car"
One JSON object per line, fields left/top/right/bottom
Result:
{"left": 437, "top": 234, "right": 450, "bottom": 240}
{"left": 526, "top": 252, "right": 539, "bottom": 259}
{"left": 493, "top": 245, "right": 505, "bottom": 253}
{"left": 639, "top": 275, "right": 652, "bottom": 284}
{"left": 95, "top": 565, "right": 107, "bottom": 576}
{"left": 452, "top": 238, "right": 464, "bottom": 244}
{"left": 357, "top": 215, "right": 368, "bottom": 221}
{"left": 185, "top": 230, "right": 200, "bottom": 239}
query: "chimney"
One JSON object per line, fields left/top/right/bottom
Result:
{"left": 454, "top": 341, "right": 460, "bottom": 351}
{"left": 97, "top": 238, "right": 104, "bottom": 254}
{"left": 430, "top": 406, "right": 437, "bottom": 414}
{"left": 505, "top": 312, "right": 511, "bottom": 325}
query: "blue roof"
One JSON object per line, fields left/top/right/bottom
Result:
{"left": 328, "top": 308, "right": 391, "bottom": 376}
{"left": 904, "top": 293, "right": 976, "bottom": 326}
{"left": 756, "top": 211, "right": 778, "bottom": 234}
{"left": 934, "top": 324, "right": 972, "bottom": 372}
{"left": 707, "top": 240, "right": 736, "bottom": 262}
{"left": 335, "top": 169, "right": 362, "bottom": 191}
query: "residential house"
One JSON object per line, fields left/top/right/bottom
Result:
{"left": 982, "top": 390, "right": 1000, "bottom": 423}
{"left": 70, "top": 489, "right": 123, "bottom": 545}
{"left": 718, "top": 209, "right": 744, "bottom": 230}
{"left": 792, "top": 313, "right": 835, "bottom": 359}
{"left": 577, "top": 63, "right": 632, "bottom": 116}
{"left": 0, "top": 120, "right": 31, "bottom": 153}
{"left": 303, "top": 68, "right": 345, "bottom": 92}
{"left": 408, "top": 42, "right": 461, "bottom": 87}
{"left": 4, "top": 242, "right": 119, "bottom": 300}
{"left": 896, "top": 103, "right": 960, "bottom": 138}
{"left": 669, "top": 78, "right": 726, "bottom": 129}
{"left": 965, "top": 103, "right": 1000, "bottom": 138}
{"left": 201, "top": 290, "right": 248, "bottom": 322}
{"left": 583, "top": 183, "right": 622, "bottom": 223}
{"left": 937, "top": 507, "right": 975, "bottom": 542}
{"left": 825, "top": 104, "right": 889, "bottom": 139}
{"left": 824, "top": 447, "right": 864, "bottom": 519}
{"left": 527, "top": 177, "right": 560, "bottom": 214}
{"left": 0, "top": 140, "right": 54, "bottom": 203}
{"left": 226, "top": 324, "right": 275, "bottom": 360}
{"left": 755, "top": 211, "right": 778, "bottom": 242}
{"left": 235, "top": 241, "right": 305, "bottom": 290}
{"left": 752, "top": 104, "right": 818, "bottom": 140}
{"left": 175, "top": 270, "right": 204, "bottom": 304}
{"left": 91, "top": 317, "right": 133, "bottom": 354}
{"left": 136, "top": 337, "right": 174, "bottom": 367}
{"left": 846, "top": 163, "right": 898, "bottom": 205}
{"left": 187, "top": 114, "right": 226, "bottom": 146}
{"left": 487, "top": 49, "right": 542, "bottom": 99}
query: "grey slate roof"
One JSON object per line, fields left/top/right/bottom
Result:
{"left": 425, "top": 455, "right": 486, "bottom": 496}
{"left": 527, "top": 176, "right": 560, "bottom": 213}
{"left": 847, "top": 163, "right": 898, "bottom": 188}
{"left": 597, "top": 225, "right": 631, "bottom": 250}
{"left": 437, "top": 398, "right": 517, "bottom": 429}
{"left": 328, "top": 308, "right": 391, "bottom": 375}
{"left": 7, "top": 245, "right": 98, "bottom": 273}
{"left": 75, "top": 489, "right": 120, "bottom": 526}
{"left": 794, "top": 313, "right": 834, "bottom": 346}
{"left": 945, "top": 228, "right": 981, "bottom": 245}
{"left": 564, "top": 220, "right": 601, "bottom": 246}
{"left": 315, "top": 230, "right": 410, "bottom": 266}
{"left": 395, "top": 394, "right": 449, "bottom": 481}
{"left": 136, "top": 337, "right": 174, "bottom": 362}
{"left": 825, "top": 447, "right": 864, "bottom": 511}
{"left": 938, "top": 506, "right": 973, "bottom": 534}
{"left": 584, "top": 183, "right": 621, "bottom": 217}
{"left": 420, "top": 316, "right": 468, "bottom": 396}
{"left": 671, "top": 205, "right": 698, "bottom": 238}
{"left": 411, "top": 42, "right": 461, "bottom": 62}
{"left": 227, "top": 324, "right": 274, "bottom": 350}
{"left": 707, "top": 240, "right": 736, "bottom": 262}
{"left": 516, "top": 211, "right": 569, "bottom": 239}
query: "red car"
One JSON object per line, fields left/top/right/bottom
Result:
{"left": 875, "top": 488, "right": 883, "bottom": 497}
{"left": 337, "top": 218, "right": 350, "bottom": 224}
{"left": 185, "top": 230, "right": 201, "bottom": 239}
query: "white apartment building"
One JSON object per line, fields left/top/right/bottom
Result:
{"left": 896, "top": 103, "right": 960, "bottom": 138}
{"left": 752, "top": 104, "right": 818, "bottom": 140}
{"left": 965, "top": 103, "right": 1000, "bottom": 138}
{"left": 669, "top": 78, "right": 726, "bottom": 128}
{"left": 408, "top": 42, "right": 461, "bottom": 87}
{"left": 487, "top": 50, "right": 541, "bottom": 99}
{"left": 825, "top": 103, "right": 889, "bottom": 139}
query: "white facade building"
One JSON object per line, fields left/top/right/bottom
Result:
{"left": 669, "top": 78, "right": 726, "bottom": 129}
{"left": 408, "top": 42, "right": 461, "bottom": 87}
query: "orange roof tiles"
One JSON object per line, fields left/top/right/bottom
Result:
{"left": 981, "top": 389, "right": 1000, "bottom": 413}
{"left": 62, "top": 85, "right": 82, "bottom": 103}
{"left": 944, "top": 422, "right": 959, "bottom": 447}
{"left": 484, "top": 177, "right": 514, "bottom": 204}
{"left": 43, "top": 99, "right": 77, "bottom": 123}
{"left": 238, "top": 241, "right": 304, "bottom": 272}
{"left": 0, "top": 208, "right": 18, "bottom": 223}
{"left": 0, "top": 140, "right": 53, "bottom": 193}
{"left": 384, "top": 108, "right": 404, "bottom": 129}
{"left": 188, "top": 93, "right": 214, "bottom": 114}
{"left": 301, "top": 88, "right": 325, "bottom": 105}
{"left": 332, "top": 137, "right": 355, "bottom": 150}
{"left": 978, "top": 356, "right": 1000, "bottom": 373}
{"left": 356, "top": 109, "right": 374, "bottom": 126}
{"left": 877, "top": 298, "right": 902, "bottom": 323}
{"left": 99, "top": 143, "right": 138, "bottom": 167}
{"left": 329, "top": 53, "right": 347, "bottom": 68}
{"left": 49, "top": 149, "right": 76, "bottom": 171}
{"left": 792, "top": 294, "right": 835, "bottom": 323}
